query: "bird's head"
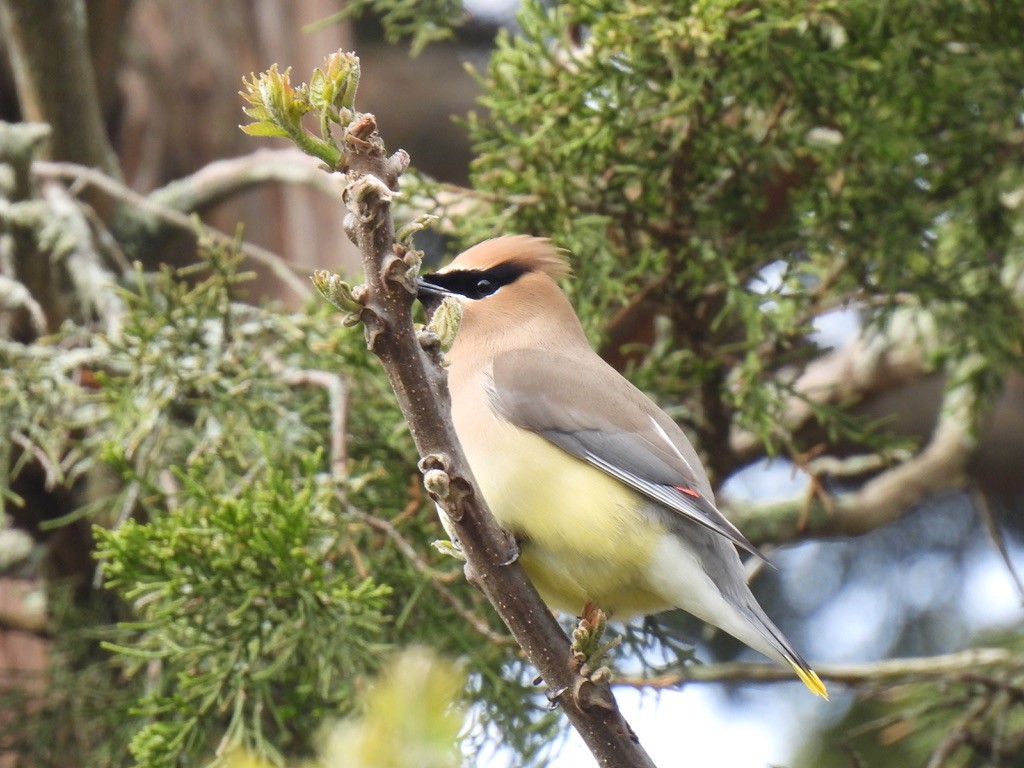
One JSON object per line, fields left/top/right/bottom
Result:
{"left": 417, "top": 236, "right": 584, "bottom": 352}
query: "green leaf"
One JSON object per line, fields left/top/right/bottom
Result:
{"left": 238, "top": 122, "right": 289, "bottom": 138}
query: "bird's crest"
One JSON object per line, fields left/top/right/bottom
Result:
{"left": 447, "top": 236, "right": 571, "bottom": 281}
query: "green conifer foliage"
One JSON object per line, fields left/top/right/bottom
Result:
{"left": 463, "top": 0, "right": 1023, "bottom": 463}
{"left": 3, "top": 1, "right": 1023, "bottom": 766}
{"left": 1, "top": 246, "right": 554, "bottom": 766}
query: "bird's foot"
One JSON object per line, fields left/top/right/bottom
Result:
{"left": 544, "top": 684, "right": 569, "bottom": 711}
{"left": 497, "top": 529, "right": 520, "bottom": 566}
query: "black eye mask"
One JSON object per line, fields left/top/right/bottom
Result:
{"left": 417, "top": 261, "right": 530, "bottom": 301}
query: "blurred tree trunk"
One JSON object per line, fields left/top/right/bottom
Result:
{"left": 0, "top": 0, "right": 480, "bottom": 297}
{"left": 0, "top": 0, "right": 120, "bottom": 179}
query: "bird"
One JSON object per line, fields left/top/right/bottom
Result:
{"left": 416, "top": 235, "right": 827, "bottom": 699}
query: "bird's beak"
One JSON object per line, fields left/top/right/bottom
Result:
{"left": 416, "top": 274, "right": 450, "bottom": 313}
{"left": 416, "top": 275, "right": 449, "bottom": 299}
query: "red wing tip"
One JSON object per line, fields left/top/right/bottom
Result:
{"left": 671, "top": 484, "right": 701, "bottom": 498}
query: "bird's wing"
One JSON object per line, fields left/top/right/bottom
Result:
{"left": 488, "top": 349, "right": 764, "bottom": 558}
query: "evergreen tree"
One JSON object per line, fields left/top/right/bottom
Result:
{"left": 1, "top": 1, "right": 1022, "bottom": 766}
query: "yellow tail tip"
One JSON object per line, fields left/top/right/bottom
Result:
{"left": 790, "top": 662, "right": 829, "bottom": 700}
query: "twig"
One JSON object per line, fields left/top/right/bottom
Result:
{"left": 805, "top": 451, "right": 909, "bottom": 479}
{"left": 393, "top": 473, "right": 424, "bottom": 527}
{"left": 31, "top": 161, "right": 312, "bottom": 301}
{"left": 282, "top": 369, "right": 349, "bottom": 477}
{"left": 350, "top": 510, "right": 460, "bottom": 585}
{"left": 147, "top": 148, "right": 343, "bottom": 213}
{"left": 614, "top": 648, "right": 1018, "bottom": 690}
{"left": 730, "top": 311, "right": 933, "bottom": 462}
{"left": 925, "top": 695, "right": 991, "bottom": 768}
{"left": 0, "top": 274, "right": 47, "bottom": 335}
{"left": 338, "top": 112, "right": 657, "bottom": 767}
{"left": 401, "top": 174, "right": 537, "bottom": 236}
{"left": 838, "top": 741, "right": 868, "bottom": 768}
{"left": 38, "top": 180, "right": 127, "bottom": 340}
{"left": 10, "top": 433, "right": 57, "bottom": 490}
{"left": 724, "top": 377, "right": 983, "bottom": 545}
{"left": 974, "top": 491, "right": 1024, "bottom": 603}
{"left": 158, "top": 470, "right": 180, "bottom": 511}
{"left": 350, "top": 510, "right": 510, "bottom": 646}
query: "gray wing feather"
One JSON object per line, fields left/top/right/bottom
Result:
{"left": 489, "top": 349, "right": 764, "bottom": 558}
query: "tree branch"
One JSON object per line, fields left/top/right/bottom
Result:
{"left": 724, "top": 397, "right": 977, "bottom": 545}
{"left": 349, "top": 509, "right": 511, "bottom": 647}
{"left": 0, "top": 122, "right": 64, "bottom": 336}
{"left": 38, "top": 180, "right": 127, "bottom": 340}
{"left": 31, "top": 160, "right": 312, "bottom": 301}
{"left": 147, "top": 148, "right": 343, "bottom": 214}
{"left": 722, "top": 322, "right": 992, "bottom": 545}
{"left": 0, "top": 275, "right": 48, "bottom": 337}
{"left": 280, "top": 368, "right": 349, "bottom": 478}
{"left": 336, "top": 113, "right": 656, "bottom": 768}
{"left": 615, "top": 648, "right": 1018, "bottom": 690}
{"left": 730, "top": 323, "right": 930, "bottom": 463}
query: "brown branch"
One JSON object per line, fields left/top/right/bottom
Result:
{"left": 615, "top": 648, "right": 1018, "bottom": 690}
{"left": 0, "top": 607, "right": 51, "bottom": 638}
{"left": 338, "top": 113, "right": 656, "bottom": 768}
{"left": 597, "top": 273, "right": 666, "bottom": 371}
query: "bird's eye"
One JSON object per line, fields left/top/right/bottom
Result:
{"left": 474, "top": 278, "right": 496, "bottom": 297}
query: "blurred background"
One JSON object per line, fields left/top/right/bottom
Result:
{"left": 1, "top": 1, "right": 1022, "bottom": 767}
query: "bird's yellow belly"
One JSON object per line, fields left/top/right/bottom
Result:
{"left": 459, "top": 418, "right": 669, "bottom": 617}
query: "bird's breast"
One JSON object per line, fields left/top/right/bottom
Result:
{"left": 450, "top": 371, "right": 668, "bottom": 615}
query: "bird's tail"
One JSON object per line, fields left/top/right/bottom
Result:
{"left": 646, "top": 531, "right": 829, "bottom": 698}
{"left": 745, "top": 604, "right": 829, "bottom": 700}
{"left": 786, "top": 658, "right": 828, "bottom": 700}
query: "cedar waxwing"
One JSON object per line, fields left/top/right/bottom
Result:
{"left": 417, "top": 236, "right": 827, "bottom": 699}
